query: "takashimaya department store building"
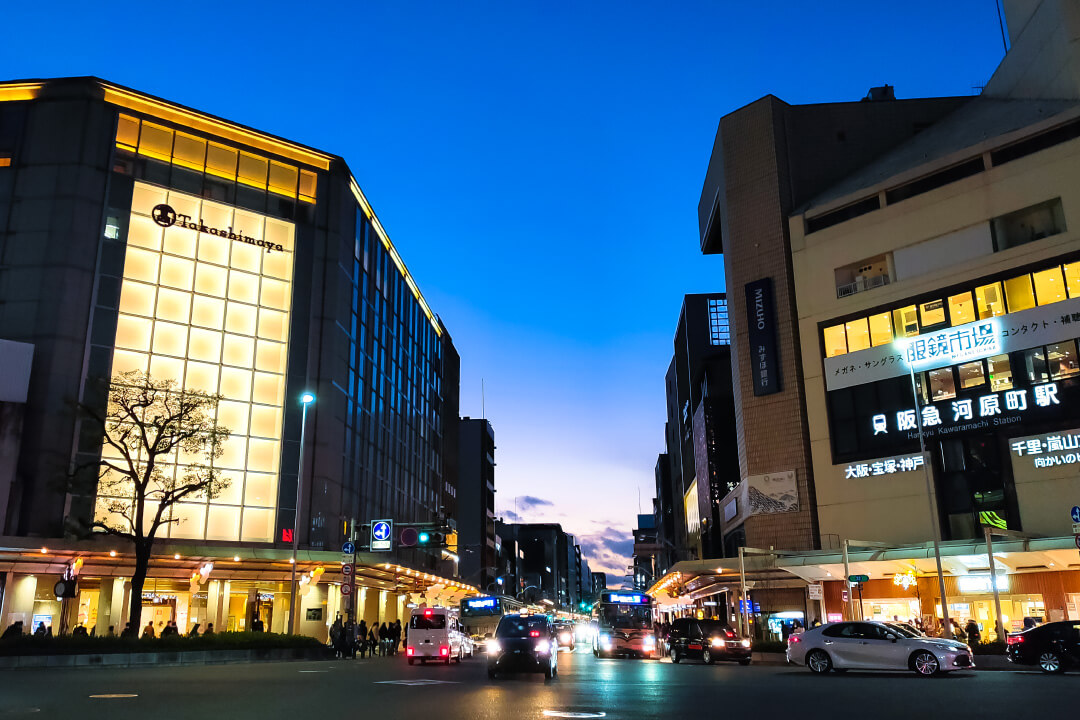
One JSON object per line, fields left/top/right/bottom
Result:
{"left": 0, "top": 77, "right": 473, "bottom": 639}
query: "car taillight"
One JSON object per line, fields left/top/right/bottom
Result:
{"left": 725, "top": 629, "right": 735, "bottom": 639}
{"left": 407, "top": 647, "right": 414, "bottom": 656}
{"left": 1007, "top": 635, "right": 1024, "bottom": 645}
{"left": 789, "top": 635, "right": 801, "bottom": 644}
{"left": 440, "top": 646, "right": 449, "bottom": 656}
{"left": 530, "top": 630, "right": 541, "bottom": 637}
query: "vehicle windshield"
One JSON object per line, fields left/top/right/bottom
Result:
{"left": 600, "top": 603, "right": 652, "bottom": 630}
{"left": 699, "top": 620, "right": 735, "bottom": 637}
{"left": 495, "top": 616, "right": 549, "bottom": 638}
{"left": 410, "top": 614, "right": 446, "bottom": 630}
{"left": 885, "top": 622, "right": 922, "bottom": 638}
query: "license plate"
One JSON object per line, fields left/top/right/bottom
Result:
{"left": 688, "top": 644, "right": 702, "bottom": 650}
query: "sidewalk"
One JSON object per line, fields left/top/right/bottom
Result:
{"left": 0, "top": 645, "right": 331, "bottom": 670}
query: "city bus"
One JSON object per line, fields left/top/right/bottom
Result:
{"left": 593, "top": 591, "right": 657, "bottom": 659}
{"left": 459, "top": 595, "right": 525, "bottom": 646}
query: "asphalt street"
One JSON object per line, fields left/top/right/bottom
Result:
{"left": 1, "top": 648, "right": 1077, "bottom": 720}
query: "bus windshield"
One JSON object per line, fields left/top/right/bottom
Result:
{"left": 600, "top": 602, "right": 651, "bottom": 630}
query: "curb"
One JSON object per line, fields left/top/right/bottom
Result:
{"left": 0, "top": 646, "right": 332, "bottom": 671}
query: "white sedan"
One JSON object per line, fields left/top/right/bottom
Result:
{"left": 786, "top": 621, "right": 973, "bottom": 676}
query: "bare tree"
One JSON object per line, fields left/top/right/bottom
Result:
{"left": 73, "top": 370, "right": 230, "bottom": 631}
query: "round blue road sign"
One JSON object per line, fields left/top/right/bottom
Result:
{"left": 341, "top": 541, "right": 355, "bottom": 554}
{"left": 1072, "top": 506, "right": 1080, "bottom": 523}
{"left": 372, "top": 522, "right": 391, "bottom": 541}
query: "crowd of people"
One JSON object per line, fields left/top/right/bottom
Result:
{"left": 328, "top": 617, "right": 404, "bottom": 659}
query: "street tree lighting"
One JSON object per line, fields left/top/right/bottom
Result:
{"left": 288, "top": 391, "right": 316, "bottom": 635}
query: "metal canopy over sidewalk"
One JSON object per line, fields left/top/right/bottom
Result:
{"left": 649, "top": 536, "right": 1080, "bottom": 604}
{"left": 0, "top": 537, "right": 479, "bottom": 605}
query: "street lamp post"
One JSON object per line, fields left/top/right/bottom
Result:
{"left": 288, "top": 391, "right": 316, "bottom": 635}
{"left": 899, "top": 354, "right": 952, "bottom": 636}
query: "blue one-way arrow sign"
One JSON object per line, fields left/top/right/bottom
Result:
{"left": 341, "top": 541, "right": 355, "bottom": 554}
{"left": 371, "top": 520, "right": 392, "bottom": 551}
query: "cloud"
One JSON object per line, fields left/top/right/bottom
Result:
{"left": 516, "top": 495, "right": 554, "bottom": 510}
{"left": 499, "top": 510, "right": 523, "bottom": 522}
{"left": 576, "top": 526, "right": 635, "bottom": 579}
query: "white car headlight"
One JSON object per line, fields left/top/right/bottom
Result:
{"left": 535, "top": 639, "right": 550, "bottom": 653}
{"left": 487, "top": 640, "right": 501, "bottom": 654}
{"left": 600, "top": 634, "right": 613, "bottom": 648}
{"left": 643, "top": 635, "right": 656, "bottom": 648}
{"left": 741, "top": 639, "right": 751, "bottom": 648}
{"left": 711, "top": 637, "right": 724, "bottom": 647}
{"left": 560, "top": 633, "right": 571, "bottom": 643}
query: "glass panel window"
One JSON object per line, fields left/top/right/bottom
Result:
{"left": 1064, "top": 263, "right": 1080, "bottom": 299}
{"left": 1048, "top": 340, "right": 1080, "bottom": 380}
{"left": 1004, "top": 275, "right": 1036, "bottom": 312}
{"left": 206, "top": 506, "right": 242, "bottom": 542}
{"left": 172, "top": 132, "right": 207, "bottom": 172}
{"left": 116, "top": 114, "right": 140, "bottom": 150}
{"left": 138, "top": 122, "right": 173, "bottom": 162}
{"left": 844, "top": 318, "right": 871, "bottom": 353}
{"left": 975, "top": 282, "right": 1006, "bottom": 318}
{"left": 868, "top": 313, "right": 893, "bottom": 346}
{"left": 206, "top": 142, "right": 238, "bottom": 181}
{"left": 928, "top": 368, "right": 956, "bottom": 401}
{"left": 957, "top": 361, "right": 986, "bottom": 390}
{"left": 237, "top": 152, "right": 268, "bottom": 188}
{"left": 893, "top": 305, "right": 919, "bottom": 337}
{"left": 268, "top": 161, "right": 298, "bottom": 198}
{"left": 1024, "top": 348, "right": 1049, "bottom": 384}
{"left": 919, "top": 299, "right": 947, "bottom": 327}
{"left": 948, "top": 292, "right": 976, "bottom": 326}
{"left": 987, "top": 354, "right": 1013, "bottom": 392}
{"left": 1033, "top": 266, "right": 1067, "bottom": 305}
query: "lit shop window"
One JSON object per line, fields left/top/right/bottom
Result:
{"left": 116, "top": 114, "right": 317, "bottom": 204}
{"left": 822, "top": 262, "right": 1080, "bottom": 359}
{"left": 98, "top": 182, "right": 295, "bottom": 543}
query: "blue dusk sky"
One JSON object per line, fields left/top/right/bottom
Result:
{"left": 3, "top": 2, "right": 1008, "bottom": 583}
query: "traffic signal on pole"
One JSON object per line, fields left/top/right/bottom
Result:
{"left": 397, "top": 526, "right": 449, "bottom": 548}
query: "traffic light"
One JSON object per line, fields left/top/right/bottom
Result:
{"left": 418, "top": 529, "right": 447, "bottom": 547}
{"left": 397, "top": 525, "right": 449, "bottom": 548}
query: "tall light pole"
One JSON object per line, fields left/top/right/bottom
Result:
{"left": 288, "top": 391, "right": 316, "bottom": 635}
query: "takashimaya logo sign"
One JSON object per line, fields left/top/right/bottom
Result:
{"left": 151, "top": 203, "right": 284, "bottom": 253}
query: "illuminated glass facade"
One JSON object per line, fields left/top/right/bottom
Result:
{"left": 96, "top": 182, "right": 295, "bottom": 542}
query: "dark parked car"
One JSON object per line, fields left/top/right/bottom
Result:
{"left": 668, "top": 618, "right": 752, "bottom": 665}
{"left": 1007, "top": 621, "right": 1080, "bottom": 673}
{"left": 487, "top": 614, "right": 559, "bottom": 679}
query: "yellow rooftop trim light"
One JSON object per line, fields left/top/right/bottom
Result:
{"left": 349, "top": 175, "right": 442, "bottom": 337}
{"left": 101, "top": 84, "right": 332, "bottom": 171}
{"left": 0, "top": 82, "right": 43, "bottom": 102}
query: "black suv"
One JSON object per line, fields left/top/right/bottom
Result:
{"left": 487, "top": 614, "right": 558, "bottom": 679}
{"left": 1007, "top": 621, "right": 1080, "bottom": 673}
{"left": 668, "top": 618, "right": 752, "bottom": 665}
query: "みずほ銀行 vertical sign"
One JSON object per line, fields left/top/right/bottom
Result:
{"left": 745, "top": 278, "right": 780, "bottom": 396}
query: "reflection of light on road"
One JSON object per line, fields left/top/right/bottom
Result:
{"left": 89, "top": 695, "right": 138, "bottom": 699}
{"left": 542, "top": 712, "right": 606, "bottom": 719}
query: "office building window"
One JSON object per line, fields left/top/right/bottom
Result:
{"left": 708, "top": 298, "right": 729, "bottom": 345}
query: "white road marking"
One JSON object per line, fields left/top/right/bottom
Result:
{"left": 542, "top": 712, "right": 607, "bottom": 719}
{"left": 89, "top": 694, "right": 138, "bottom": 699}
{"left": 299, "top": 670, "right": 328, "bottom": 673}
{"left": 373, "top": 679, "right": 460, "bottom": 686}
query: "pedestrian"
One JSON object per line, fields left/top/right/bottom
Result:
{"left": 120, "top": 622, "right": 137, "bottom": 639}
{"left": 330, "top": 617, "right": 344, "bottom": 657}
{"left": 143, "top": 621, "right": 156, "bottom": 638}
{"left": 161, "top": 621, "right": 178, "bottom": 638}
{"left": 72, "top": 624, "right": 89, "bottom": 638}
{"left": 1, "top": 621, "right": 24, "bottom": 639}
{"left": 252, "top": 615, "right": 265, "bottom": 632}
{"left": 965, "top": 619, "right": 981, "bottom": 646}
{"left": 368, "top": 627, "right": 378, "bottom": 657}
{"left": 45, "top": 625, "right": 53, "bottom": 638}
{"left": 203, "top": 623, "right": 214, "bottom": 636}
{"left": 345, "top": 620, "right": 357, "bottom": 658}
{"left": 393, "top": 619, "right": 402, "bottom": 654}
{"left": 107, "top": 625, "right": 116, "bottom": 637}
{"left": 187, "top": 623, "right": 200, "bottom": 637}
{"left": 1023, "top": 616, "right": 1037, "bottom": 630}
{"left": 34, "top": 622, "right": 46, "bottom": 637}
{"left": 358, "top": 620, "right": 368, "bottom": 658}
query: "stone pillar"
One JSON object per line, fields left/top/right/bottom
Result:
{"left": 0, "top": 571, "right": 14, "bottom": 625}
{"left": 119, "top": 580, "right": 131, "bottom": 629}
{"left": 206, "top": 580, "right": 222, "bottom": 631}
{"left": 96, "top": 578, "right": 114, "bottom": 634}
{"left": 245, "top": 588, "right": 257, "bottom": 630}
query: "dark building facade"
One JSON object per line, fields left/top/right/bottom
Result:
{"left": 655, "top": 293, "right": 740, "bottom": 560}
{"left": 0, "top": 77, "right": 465, "bottom": 637}
{"left": 457, "top": 418, "right": 496, "bottom": 591}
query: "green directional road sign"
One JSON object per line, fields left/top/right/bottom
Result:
{"left": 848, "top": 574, "right": 870, "bottom": 583}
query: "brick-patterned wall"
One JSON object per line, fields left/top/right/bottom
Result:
{"left": 716, "top": 97, "right": 818, "bottom": 551}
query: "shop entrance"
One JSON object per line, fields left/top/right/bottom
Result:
{"left": 937, "top": 434, "right": 1018, "bottom": 540}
